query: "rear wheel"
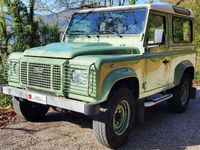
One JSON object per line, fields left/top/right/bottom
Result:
{"left": 12, "top": 97, "right": 49, "bottom": 122}
{"left": 93, "top": 87, "right": 135, "bottom": 148}
{"left": 167, "top": 73, "right": 192, "bottom": 113}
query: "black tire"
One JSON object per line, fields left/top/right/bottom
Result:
{"left": 12, "top": 97, "right": 49, "bottom": 122}
{"left": 93, "top": 87, "right": 135, "bottom": 149}
{"left": 167, "top": 73, "right": 192, "bottom": 113}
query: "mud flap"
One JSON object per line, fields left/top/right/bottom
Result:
{"left": 135, "top": 99, "right": 145, "bottom": 125}
{"left": 190, "top": 87, "right": 196, "bottom": 99}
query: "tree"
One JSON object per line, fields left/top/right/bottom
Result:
{"left": 0, "top": 1, "right": 13, "bottom": 79}
{"left": 166, "top": 0, "right": 200, "bottom": 48}
{"left": 6, "top": 0, "right": 39, "bottom": 52}
{"left": 37, "top": 18, "right": 60, "bottom": 46}
{"left": 129, "top": 0, "right": 136, "bottom": 5}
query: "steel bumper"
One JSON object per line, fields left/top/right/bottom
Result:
{"left": 1, "top": 86, "right": 100, "bottom": 116}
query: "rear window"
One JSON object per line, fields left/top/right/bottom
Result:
{"left": 173, "top": 17, "right": 192, "bottom": 43}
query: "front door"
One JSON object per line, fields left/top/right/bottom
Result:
{"left": 144, "top": 13, "right": 170, "bottom": 91}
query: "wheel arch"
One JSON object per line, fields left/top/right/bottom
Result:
{"left": 109, "top": 77, "right": 139, "bottom": 99}
{"left": 174, "top": 60, "right": 195, "bottom": 86}
{"left": 99, "top": 68, "right": 139, "bottom": 102}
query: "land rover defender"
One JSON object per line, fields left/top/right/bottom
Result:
{"left": 1, "top": 4, "right": 197, "bottom": 148}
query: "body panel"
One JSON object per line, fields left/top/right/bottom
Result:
{"left": 6, "top": 4, "right": 196, "bottom": 105}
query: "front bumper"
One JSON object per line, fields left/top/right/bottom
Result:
{"left": 1, "top": 86, "right": 100, "bottom": 116}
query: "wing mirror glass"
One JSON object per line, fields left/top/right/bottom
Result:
{"left": 154, "top": 28, "right": 164, "bottom": 44}
{"left": 60, "top": 32, "right": 65, "bottom": 42}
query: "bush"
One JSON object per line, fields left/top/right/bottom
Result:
{"left": 195, "top": 50, "right": 200, "bottom": 80}
{"left": 0, "top": 94, "right": 12, "bottom": 108}
{"left": 195, "top": 71, "right": 200, "bottom": 80}
{"left": 0, "top": 70, "right": 12, "bottom": 108}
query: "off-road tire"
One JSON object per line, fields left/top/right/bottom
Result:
{"left": 93, "top": 87, "right": 135, "bottom": 149}
{"left": 12, "top": 97, "right": 49, "bottom": 122}
{"left": 167, "top": 73, "right": 192, "bottom": 113}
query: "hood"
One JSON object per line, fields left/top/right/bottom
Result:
{"left": 23, "top": 42, "right": 139, "bottom": 59}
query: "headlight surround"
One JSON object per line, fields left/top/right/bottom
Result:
{"left": 13, "top": 63, "right": 20, "bottom": 75}
{"left": 72, "top": 70, "right": 84, "bottom": 85}
{"left": 9, "top": 61, "right": 20, "bottom": 76}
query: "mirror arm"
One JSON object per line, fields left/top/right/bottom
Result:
{"left": 145, "top": 44, "right": 159, "bottom": 53}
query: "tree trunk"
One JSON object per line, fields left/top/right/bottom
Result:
{"left": 122, "top": 0, "right": 126, "bottom": 5}
{"left": 129, "top": 0, "right": 136, "bottom": 5}
{"left": 0, "top": 2, "right": 9, "bottom": 79}
{"left": 104, "top": 0, "right": 106, "bottom": 6}
{"left": 119, "top": 0, "right": 121, "bottom": 6}
{"left": 108, "top": 0, "right": 112, "bottom": 6}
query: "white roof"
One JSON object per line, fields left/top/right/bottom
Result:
{"left": 76, "top": 4, "right": 194, "bottom": 18}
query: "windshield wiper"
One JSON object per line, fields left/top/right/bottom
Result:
{"left": 70, "top": 30, "right": 91, "bottom": 38}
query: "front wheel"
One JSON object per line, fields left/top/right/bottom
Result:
{"left": 12, "top": 97, "right": 49, "bottom": 122}
{"left": 167, "top": 73, "right": 192, "bottom": 113}
{"left": 93, "top": 87, "right": 135, "bottom": 148}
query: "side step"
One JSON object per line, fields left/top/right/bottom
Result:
{"left": 144, "top": 94, "right": 173, "bottom": 107}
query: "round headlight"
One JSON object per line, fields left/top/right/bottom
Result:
{"left": 72, "top": 70, "right": 84, "bottom": 85}
{"left": 13, "top": 63, "right": 20, "bottom": 75}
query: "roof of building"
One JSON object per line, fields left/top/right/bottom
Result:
{"left": 76, "top": 4, "right": 194, "bottom": 18}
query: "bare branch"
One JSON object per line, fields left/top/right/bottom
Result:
{"left": 0, "top": 15, "right": 12, "bottom": 21}
{"left": 176, "top": 0, "right": 185, "bottom": 6}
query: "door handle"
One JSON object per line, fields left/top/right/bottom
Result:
{"left": 162, "top": 59, "right": 170, "bottom": 65}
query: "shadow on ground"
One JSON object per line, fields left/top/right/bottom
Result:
{"left": 1, "top": 89, "right": 199, "bottom": 150}
{"left": 43, "top": 111, "right": 93, "bottom": 128}
{"left": 119, "top": 89, "right": 200, "bottom": 150}
{"left": 36, "top": 89, "right": 200, "bottom": 149}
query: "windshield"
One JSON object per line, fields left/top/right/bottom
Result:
{"left": 66, "top": 8, "right": 147, "bottom": 35}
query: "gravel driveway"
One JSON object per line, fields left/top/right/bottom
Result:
{"left": 0, "top": 88, "right": 200, "bottom": 150}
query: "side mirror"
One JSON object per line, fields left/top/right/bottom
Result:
{"left": 60, "top": 32, "right": 65, "bottom": 42}
{"left": 154, "top": 28, "right": 164, "bottom": 44}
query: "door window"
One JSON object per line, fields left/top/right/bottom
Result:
{"left": 148, "top": 15, "right": 166, "bottom": 44}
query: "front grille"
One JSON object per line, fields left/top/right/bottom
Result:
{"left": 52, "top": 65, "right": 61, "bottom": 90}
{"left": 28, "top": 63, "right": 51, "bottom": 88}
{"left": 21, "top": 62, "right": 61, "bottom": 91}
{"left": 21, "top": 62, "right": 28, "bottom": 84}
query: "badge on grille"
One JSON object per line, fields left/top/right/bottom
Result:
{"left": 33, "top": 67, "right": 45, "bottom": 74}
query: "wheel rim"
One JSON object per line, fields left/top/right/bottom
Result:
{"left": 180, "top": 81, "right": 189, "bottom": 105}
{"left": 113, "top": 100, "right": 131, "bottom": 136}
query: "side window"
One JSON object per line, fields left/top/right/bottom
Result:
{"left": 148, "top": 15, "right": 166, "bottom": 44}
{"left": 173, "top": 17, "right": 192, "bottom": 43}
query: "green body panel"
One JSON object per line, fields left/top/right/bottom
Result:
{"left": 8, "top": 52, "right": 24, "bottom": 60}
{"left": 99, "top": 68, "right": 137, "bottom": 102}
{"left": 8, "top": 53, "right": 24, "bottom": 87}
{"left": 174, "top": 60, "right": 194, "bottom": 86}
{"left": 7, "top": 4, "right": 197, "bottom": 105}
{"left": 24, "top": 42, "right": 140, "bottom": 58}
{"left": 19, "top": 57, "right": 67, "bottom": 96}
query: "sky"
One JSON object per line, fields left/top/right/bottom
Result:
{"left": 21, "top": 0, "right": 165, "bottom": 15}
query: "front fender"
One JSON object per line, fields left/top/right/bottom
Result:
{"left": 99, "top": 68, "right": 137, "bottom": 102}
{"left": 8, "top": 52, "right": 24, "bottom": 60}
{"left": 174, "top": 60, "right": 194, "bottom": 86}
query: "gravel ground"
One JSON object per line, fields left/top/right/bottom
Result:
{"left": 0, "top": 88, "right": 200, "bottom": 150}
